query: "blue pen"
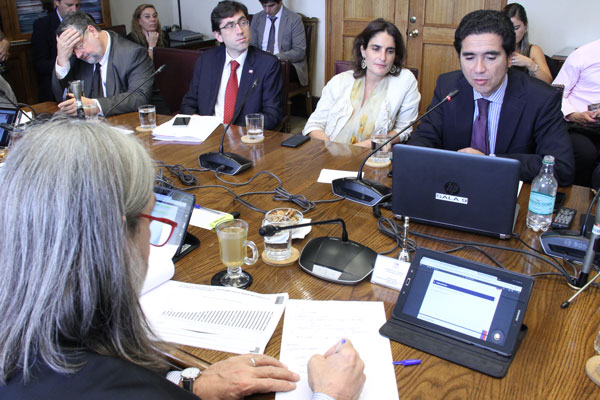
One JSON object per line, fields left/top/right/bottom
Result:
{"left": 333, "top": 339, "right": 346, "bottom": 354}
{"left": 393, "top": 359, "right": 421, "bottom": 366}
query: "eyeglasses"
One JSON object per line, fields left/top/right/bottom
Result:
{"left": 220, "top": 18, "right": 249, "bottom": 31}
{"left": 140, "top": 213, "right": 178, "bottom": 247}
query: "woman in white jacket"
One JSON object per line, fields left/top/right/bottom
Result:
{"left": 303, "top": 18, "right": 420, "bottom": 147}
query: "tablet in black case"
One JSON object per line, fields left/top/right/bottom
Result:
{"left": 380, "top": 248, "right": 533, "bottom": 377}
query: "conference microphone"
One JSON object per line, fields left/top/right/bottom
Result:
{"left": 198, "top": 79, "right": 259, "bottom": 175}
{"left": 259, "top": 218, "right": 377, "bottom": 285}
{"left": 103, "top": 64, "right": 166, "bottom": 117}
{"left": 0, "top": 88, "right": 36, "bottom": 123}
{"left": 576, "top": 200, "right": 600, "bottom": 287}
{"left": 332, "top": 89, "right": 460, "bottom": 206}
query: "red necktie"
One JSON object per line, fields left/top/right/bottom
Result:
{"left": 224, "top": 60, "right": 239, "bottom": 125}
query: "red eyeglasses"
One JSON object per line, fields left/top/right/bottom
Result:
{"left": 140, "top": 213, "right": 178, "bottom": 247}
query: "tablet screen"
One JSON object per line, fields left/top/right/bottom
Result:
{"left": 151, "top": 186, "right": 195, "bottom": 256}
{"left": 393, "top": 249, "right": 533, "bottom": 356}
{"left": 0, "top": 107, "right": 18, "bottom": 147}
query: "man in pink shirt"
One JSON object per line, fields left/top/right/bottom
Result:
{"left": 553, "top": 39, "right": 600, "bottom": 187}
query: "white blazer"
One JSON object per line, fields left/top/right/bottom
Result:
{"left": 302, "top": 69, "right": 420, "bottom": 142}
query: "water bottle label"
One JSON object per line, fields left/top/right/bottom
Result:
{"left": 528, "top": 192, "right": 555, "bottom": 215}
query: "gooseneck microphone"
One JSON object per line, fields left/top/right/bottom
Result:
{"left": 259, "top": 218, "right": 376, "bottom": 285}
{"left": 332, "top": 89, "right": 460, "bottom": 206}
{"left": 103, "top": 64, "right": 166, "bottom": 117}
{"left": 198, "top": 79, "right": 259, "bottom": 175}
{"left": 577, "top": 201, "right": 600, "bottom": 287}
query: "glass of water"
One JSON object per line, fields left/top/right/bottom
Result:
{"left": 138, "top": 105, "right": 156, "bottom": 130}
{"left": 245, "top": 113, "right": 264, "bottom": 141}
{"left": 369, "top": 128, "right": 391, "bottom": 164}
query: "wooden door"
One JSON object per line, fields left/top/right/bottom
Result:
{"left": 406, "top": 0, "right": 505, "bottom": 113}
{"left": 326, "top": 0, "right": 506, "bottom": 113}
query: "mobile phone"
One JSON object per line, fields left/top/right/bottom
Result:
{"left": 173, "top": 117, "right": 190, "bottom": 126}
{"left": 281, "top": 134, "right": 310, "bottom": 148}
{"left": 553, "top": 191, "right": 566, "bottom": 213}
{"left": 588, "top": 103, "right": 600, "bottom": 112}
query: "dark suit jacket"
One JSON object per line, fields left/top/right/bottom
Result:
{"left": 2, "top": 351, "right": 197, "bottom": 399}
{"left": 180, "top": 45, "right": 283, "bottom": 130}
{"left": 408, "top": 69, "right": 575, "bottom": 186}
{"left": 51, "top": 31, "right": 155, "bottom": 116}
{"left": 250, "top": 5, "right": 308, "bottom": 86}
{"left": 31, "top": 10, "right": 60, "bottom": 102}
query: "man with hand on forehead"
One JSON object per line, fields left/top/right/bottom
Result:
{"left": 51, "top": 11, "right": 154, "bottom": 116}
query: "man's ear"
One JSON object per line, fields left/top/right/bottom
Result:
{"left": 213, "top": 30, "right": 223, "bottom": 43}
{"left": 87, "top": 25, "right": 99, "bottom": 38}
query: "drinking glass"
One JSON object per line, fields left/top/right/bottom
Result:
{"left": 138, "top": 105, "right": 157, "bottom": 130}
{"left": 245, "top": 113, "right": 264, "bottom": 140}
{"left": 262, "top": 208, "right": 303, "bottom": 261}
{"left": 215, "top": 219, "right": 258, "bottom": 288}
{"left": 369, "top": 128, "right": 391, "bottom": 164}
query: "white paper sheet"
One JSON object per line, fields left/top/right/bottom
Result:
{"left": 189, "top": 205, "right": 231, "bottom": 230}
{"left": 140, "top": 244, "right": 177, "bottom": 295}
{"left": 152, "top": 114, "right": 221, "bottom": 143}
{"left": 317, "top": 169, "right": 363, "bottom": 184}
{"left": 276, "top": 300, "right": 398, "bottom": 400}
{"left": 141, "top": 282, "right": 288, "bottom": 354}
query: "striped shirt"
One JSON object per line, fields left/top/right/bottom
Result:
{"left": 472, "top": 75, "right": 508, "bottom": 155}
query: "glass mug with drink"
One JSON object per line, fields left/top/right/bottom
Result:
{"left": 138, "top": 105, "right": 156, "bottom": 130}
{"left": 368, "top": 128, "right": 392, "bottom": 166}
{"left": 215, "top": 219, "right": 258, "bottom": 288}
{"left": 245, "top": 113, "right": 264, "bottom": 141}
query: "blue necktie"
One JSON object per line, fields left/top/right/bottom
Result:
{"left": 266, "top": 16, "right": 277, "bottom": 53}
{"left": 470, "top": 98, "right": 490, "bottom": 154}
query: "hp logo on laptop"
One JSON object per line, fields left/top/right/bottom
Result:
{"left": 444, "top": 182, "right": 460, "bottom": 195}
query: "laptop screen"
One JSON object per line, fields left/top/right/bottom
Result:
{"left": 151, "top": 186, "right": 195, "bottom": 257}
{"left": 0, "top": 107, "right": 19, "bottom": 147}
{"left": 393, "top": 248, "right": 533, "bottom": 356}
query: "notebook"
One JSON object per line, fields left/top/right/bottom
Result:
{"left": 392, "top": 145, "right": 521, "bottom": 239}
{"left": 380, "top": 248, "right": 534, "bottom": 377}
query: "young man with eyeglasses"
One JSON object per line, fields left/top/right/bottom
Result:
{"left": 250, "top": 0, "right": 308, "bottom": 86}
{"left": 180, "top": 1, "right": 283, "bottom": 130}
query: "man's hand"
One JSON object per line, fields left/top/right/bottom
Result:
{"left": 56, "top": 28, "right": 82, "bottom": 66}
{"left": 57, "top": 94, "right": 96, "bottom": 116}
{"left": 458, "top": 147, "right": 485, "bottom": 155}
{"left": 308, "top": 339, "right": 366, "bottom": 400}
{"left": 193, "top": 354, "right": 299, "bottom": 400}
{"left": 0, "top": 37, "right": 10, "bottom": 62}
{"left": 567, "top": 110, "right": 600, "bottom": 126}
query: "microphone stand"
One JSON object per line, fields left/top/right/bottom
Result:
{"left": 103, "top": 64, "right": 166, "bottom": 117}
{"left": 331, "top": 89, "right": 459, "bottom": 206}
{"left": 198, "top": 79, "right": 259, "bottom": 175}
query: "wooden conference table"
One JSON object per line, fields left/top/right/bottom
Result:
{"left": 34, "top": 104, "right": 600, "bottom": 399}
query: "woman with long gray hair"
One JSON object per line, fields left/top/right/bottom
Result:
{"left": 0, "top": 119, "right": 365, "bottom": 399}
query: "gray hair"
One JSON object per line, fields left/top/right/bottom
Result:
{"left": 0, "top": 118, "right": 165, "bottom": 383}
{"left": 57, "top": 10, "right": 101, "bottom": 37}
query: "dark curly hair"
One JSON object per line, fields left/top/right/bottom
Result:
{"left": 351, "top": 18, "right": 405, "bottom": 79}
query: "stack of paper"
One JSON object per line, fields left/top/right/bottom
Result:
{"left": 152, "top": 115, "right": 221, "bottom": 143}
{"left": 276, "top": 300, "right": 399, "bottom": 400}
{"left": 141, "top": 282, "right": 288, "bottom": 354}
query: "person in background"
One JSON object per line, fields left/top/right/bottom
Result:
{"left": 502, "top": 3, "right": 553, "bottom": 84}
{"left": 0, "top": 118, "right": 365, "bottom": 400}
{"left": 408, "top": 10, "right": 574, "bottom": 186}
{"left": 553, "top": 38, "right": 600, "bottom": 187}
{"left": 52, "top": 11, "right": 154, "bottom": 117}
{"left": 0, "top": 29, "right": 10, "bottom": 62}
{"left": 250, "top": 0, "right": 308, "bottom": 86}
{"left": 302, "top": 18, "right": 420, "bottom": 146}
{"left": 128, "top": 4, "right": 169, "bottom": 61}
{"left": 180, "top": 1, "right": 283, "bottom": 130}
{"left": 32, "top": 0, "right": 82, "bottom": 101}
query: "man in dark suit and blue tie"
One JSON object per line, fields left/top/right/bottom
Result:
{"left": 180, "top": 1, "right": 283, "bottom": 131}
{"left": 408, "top": 10, "right": 575, "bottom": 186}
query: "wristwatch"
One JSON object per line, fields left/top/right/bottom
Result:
{"left": 529, "top": 63, "right": 539, "bottom": 76}
{"left": 181, "top": 367, "right": 201, "bottom": 392}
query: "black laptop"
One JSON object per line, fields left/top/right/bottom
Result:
{"left": 392, "top": 145, "right": 521, "bottom": 239}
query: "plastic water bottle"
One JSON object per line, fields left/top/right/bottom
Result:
{"left": 526, "top": 155, "right": 558, "bottom": 232}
